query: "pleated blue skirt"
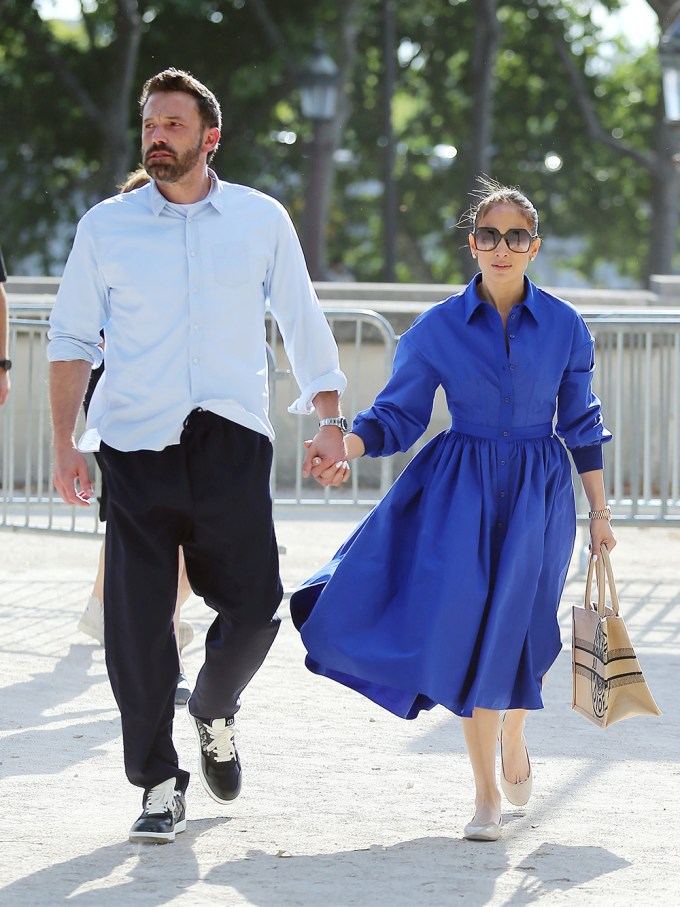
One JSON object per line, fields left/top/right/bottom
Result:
{"left": 290, "top": 428, "right": 576, "bottom": 719}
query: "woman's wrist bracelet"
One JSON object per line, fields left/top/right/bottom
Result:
{"left": 588, "top": 507, "right": 612, "bottom": 521}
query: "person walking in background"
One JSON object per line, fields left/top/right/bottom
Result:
{"left": 292, "top": 178, "right": 616, "bottom": 843}
{"left": 0, "top": 246, "right": 11, "bottom": 405}
{"left": 77, "top": 167, "right": 195, "bottom": 707}
{"left": 48, "top": 68, "right": 348, "bottom": 844}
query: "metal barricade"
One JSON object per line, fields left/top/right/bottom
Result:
{"left": 585, "top": 312, "right": 680, "bottom": 525}
{"left": 2, "top": 308, "right": 680, "bottom": 533}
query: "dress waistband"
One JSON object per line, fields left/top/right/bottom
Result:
{"left": 450, "top": 419, "right": 553, "bottom": 441}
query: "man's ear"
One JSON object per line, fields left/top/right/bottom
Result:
{"left": 204, "top": 127, "right": 220, "bottom": 154}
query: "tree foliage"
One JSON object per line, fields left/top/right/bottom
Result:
{"left": 0, "top": 0, "right": 674, "bottom": 286}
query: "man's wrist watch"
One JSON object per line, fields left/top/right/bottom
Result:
{"left": 0, "top": 359, "right": 11, "bottom": 371}
{"left": 318, "top": 416, "right": 348, "bottom": 433}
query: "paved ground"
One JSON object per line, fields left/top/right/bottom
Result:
{"left": 0, "top": 510, "right": 678, "bottom": 906}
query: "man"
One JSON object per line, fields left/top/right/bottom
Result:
{"left": 0, "top": 245, "right": 11, "bottom": 405}
{"left": 48, "top": 69, "right": 349, "bottom": 844}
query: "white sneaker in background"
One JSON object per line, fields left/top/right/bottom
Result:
{"left": 78, "top": 595, "right": 105, "bottom": 645}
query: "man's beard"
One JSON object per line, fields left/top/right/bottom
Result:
{"left": 143, "top": 137, "right": 203, "bottom": 183}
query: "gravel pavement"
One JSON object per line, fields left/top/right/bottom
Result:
{"left": 0, "top": 510, "right": 678, "bottom": 906}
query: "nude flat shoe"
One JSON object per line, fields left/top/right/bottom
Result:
{"left": 500, "top": 718, "right": 533, "bottom": 807}
{"left": 463, "top": 818, "right": 502, "bottom": 842}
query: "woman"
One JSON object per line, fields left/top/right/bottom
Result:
{"left": 292, "top": 179, "right": 616, "bottom": 841}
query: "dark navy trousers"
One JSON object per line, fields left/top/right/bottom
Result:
{"left": 100, "top": 410, "right": 282, "bottom": 794}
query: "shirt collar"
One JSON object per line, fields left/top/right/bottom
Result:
{"left": 148, "top": 168, "right": 223, "bottom": 216}
{"left": 463, "top": 274, "right": 541, "bottom": 324}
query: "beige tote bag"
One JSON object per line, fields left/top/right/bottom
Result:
{"left": 571, "top": 545, "right": 661, "bottom": 728}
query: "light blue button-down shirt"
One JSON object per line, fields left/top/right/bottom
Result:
{"left": 48, "top": 172, "right": 346, "bottom": 451}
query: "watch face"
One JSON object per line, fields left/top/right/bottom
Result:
{"left": 320, "top": 416, "right": 348, "bottom": 432}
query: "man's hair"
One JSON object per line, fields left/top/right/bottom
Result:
{"left": 139, "top": 68, "right": 222, "bottom": 134}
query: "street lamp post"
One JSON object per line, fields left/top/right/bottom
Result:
{"left": 298, "top": 39, "right": 339, "bottom": 281}
{"left": 660, "top": 9, "right": 680, "bottom": 124}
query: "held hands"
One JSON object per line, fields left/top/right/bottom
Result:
{"left": 53, "top": 444, "right": 94, "bottom": 506}
{"left": 302, "top": 430, "right": 350, "bottom": 487}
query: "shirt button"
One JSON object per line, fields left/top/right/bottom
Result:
{"left": 193, "top": 288, "right": 198, "bottom": 294}
{"left": 510, "top": 313, "right": 516, "bottom": 319}
{"left": 497, "top": 522, "right": 503, "bottom": 529}
{"left": 193, "top": 323, "right": 199, "bottom": 331}
{"left": 500, "top": 460, "right": 506, "bottom": 466}
{"left": 500, "top": 491, "right": 505, "bottom": 497}
{"left": 508, "top": 333, "right": 515, "bottom": 339}
{"left": 503, "top": 431, "right": 509, "bottom": 437}
{"left": 192, "top": 357, "right": 199, "bottom": 364}
{"left": 190, "top": 251, "right": 196, "bottom": 257}
{"left": 509, "top": 364, "right": 516, "bottom": 370}
{"left": 504, "top": 396, "right": 510, "bottom": 403}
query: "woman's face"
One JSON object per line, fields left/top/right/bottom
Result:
{"left": 468, "top": 202, "right": 541, "bottom": 283}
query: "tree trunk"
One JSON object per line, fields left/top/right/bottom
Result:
{"left": 458, "top": 0, "right": 501, "bottom": 281}
{"left": 93, "top": 0, "right": 143, "bottom": 198}
{"left": 646, "top": 111, "right": 680, "bottom": 281}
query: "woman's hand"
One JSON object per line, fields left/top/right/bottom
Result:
{"left": 302, "top": 434, "right": 350, "bottom": 487}
{"left": 589, "top": 518, "right": 616, "bottom": 556}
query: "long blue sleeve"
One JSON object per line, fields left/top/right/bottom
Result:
{"left": 352, "top": 331, "right": 440, "bottom": 457}
{"left": 555, "top": 326, "right": 611, "bottom": 472}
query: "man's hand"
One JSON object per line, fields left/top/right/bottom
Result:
{"left": 0, "top": 370, "right": 9, "bottom": 406}
{"left": 53, "top": 444, "right": 94, "bottom": 506}
{"left": 302, "top": 429, "right": 350, "bottom": 487}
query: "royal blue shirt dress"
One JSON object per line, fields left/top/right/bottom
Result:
{"left": 291, "top": 276, "right": 611, "bottom": 719}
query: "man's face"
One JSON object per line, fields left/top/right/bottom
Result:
{"left": 141, "top": 91, "right": 209, "bottom": 183}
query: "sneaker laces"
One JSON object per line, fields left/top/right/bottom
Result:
{"left": 201, "top": 719, "right": 237, "bottom": 763}
{"left": 144, "top": 780, "right": 177, "bottom": 815}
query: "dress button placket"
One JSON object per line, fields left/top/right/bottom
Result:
{"left": 498, "top": 315, "right": 517, "bottom": 532}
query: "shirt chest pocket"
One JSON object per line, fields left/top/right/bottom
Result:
{"left": 211, "top": 242, "right": 250, "bottom": 287}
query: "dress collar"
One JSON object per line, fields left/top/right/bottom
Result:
{"left": 462, "top": 274, "right": 541, "bottom": 324}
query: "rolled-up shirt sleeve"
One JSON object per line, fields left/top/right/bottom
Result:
{"left": 555, "top": 326, "right": 612, "bottom": 473}
{"left": 353, "top": 332, "right": 440, "bottom": 457}
{"left": 265, "top": 205, "right": 346, "bottom": 414}
{"left": 48, "top": 215, "right": 108, "bottom": 367}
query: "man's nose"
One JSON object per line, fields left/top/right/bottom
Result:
{"left": 148, "top": 126, "right": 168, "bottom": 143}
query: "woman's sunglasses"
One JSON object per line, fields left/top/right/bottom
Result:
{"left": 473, "top": 227, "right": 537, "bottom": 253}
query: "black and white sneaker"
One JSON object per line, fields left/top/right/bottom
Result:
{"left": 129, "top": 778, "right": 186, "bottom": 844}
{"left": 186, "top": 703, "right": 242, "bottom": 804}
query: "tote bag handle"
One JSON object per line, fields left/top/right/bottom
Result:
{"left": 583, "top": 543, "right": 620, "bottom": 618}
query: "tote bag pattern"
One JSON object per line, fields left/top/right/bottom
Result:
{"left": 571, "top": 545, "right": 661, "bottom": 728}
